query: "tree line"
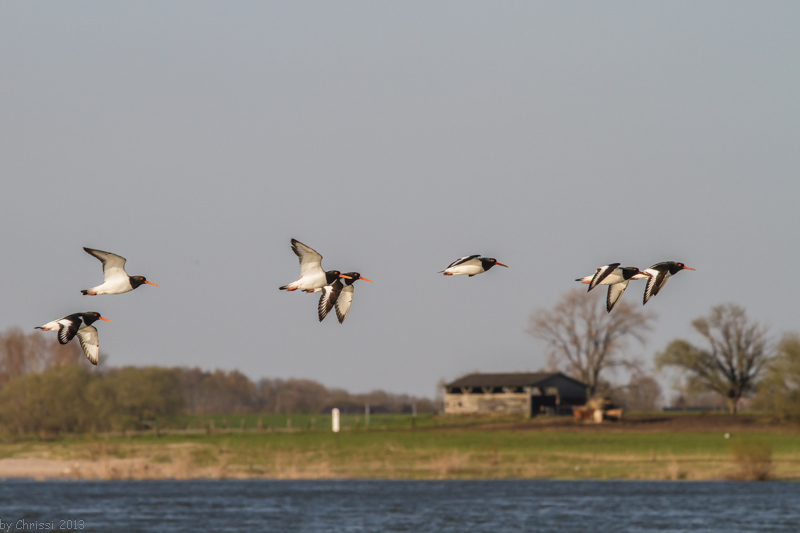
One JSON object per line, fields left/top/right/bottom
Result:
{"left": 4, "top": 289, "right": 798, "bottom": 437}
{"left": 0, "top": 328, "right": 434, "bottom": 436}
{"left": 529, "top": 289, "right": 800, "bottom": 418}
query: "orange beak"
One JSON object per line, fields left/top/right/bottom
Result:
{"left": 145, "top": 281, "right": 159, "bottom": 287}
{"left": 339, "top": 274, "right": 353, "bottom": 279}
{"left": 99, "top": 316, "right": 112, "bottom": 323}
{"left": 358, "top": 276, "right": 373, "bottom": 282}
{"left": 496, "top": 262, "right": 509, "bottom": 268}
{"left": 683, "top": 266, "right": 696, "bottom": 271}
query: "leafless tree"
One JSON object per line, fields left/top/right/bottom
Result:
{"left": 527, "top": 289, "right": 656, "bottom": 397}
{"left": 610, "top": 374, "right": 663, "bottom": 411}
{"left": 0, "top": 327, "right": 85, "bottom": 386}
{"left": 655, "top": 303, "right": 771, "bottom": 414}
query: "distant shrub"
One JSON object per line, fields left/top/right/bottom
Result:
{"left": 0, "top": 365, "right": 184, "bottom": 437}
{"left": 753, "top": 333, "right": 800, "bottom": 422}
{"left": 730, "top": 442, "right": 772, "bottom": 481}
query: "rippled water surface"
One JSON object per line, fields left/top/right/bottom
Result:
{"left": 1, "top": 479, "right": 798, "bottom": 532}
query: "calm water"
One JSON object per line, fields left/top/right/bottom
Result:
{"left": 0, "top": 479, "right": 797, "bottom": 532}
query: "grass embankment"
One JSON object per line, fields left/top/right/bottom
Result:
{"left": 1, "top": 413, "right": 798, "bottom": 481}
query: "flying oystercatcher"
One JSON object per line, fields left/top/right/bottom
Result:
{"left": 317, "top": 272, "right": 372, "bottom": 323}
{"left": 440, "top": 255, "right": 509, "bottom": 277}
{"left": 641, "top": 261, "right": 696, "bottom": 305}
{"left": 279, "top": 239, "right": 350, "bottom": 293}
{"left": 81, "top": 247, "right": 158, "bottom": 295}
{"left": 576, "top": 263, "right": 650, "bottom": 313}
{"left": 35, "top": 312, "right": 112, "bottom": 365}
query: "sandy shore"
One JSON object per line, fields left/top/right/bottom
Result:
{"left": 0, "top": 457, "right": 225, "bottom": 481}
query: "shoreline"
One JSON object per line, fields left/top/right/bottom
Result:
{"left": 2, "top": 414, "right": 798, "bottom": 482}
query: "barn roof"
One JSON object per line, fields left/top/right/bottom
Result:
{"left": 446, "top": 372, "right": 586, "bottom": 389}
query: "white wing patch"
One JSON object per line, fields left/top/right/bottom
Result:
{"left": 318, "top": 284, "right": 340, "bottom": 322}
{"left": 642, "top": 271, "right": 658, "bottom": 304}
{"left": 292, "top": 239, "right": 325, "bottom": 279}
{"left": 85, "top": 248, "right": 129, "bottom": 282}
{"left": 643, "top": 268, "right": 669, "bottom": 304}
{"left": 76, "top": 325, "right": 100, "bottom": 365}
{"left": 606, "top": 281, "right": 629, "bottom": 312}
{"left": 335, "top": 285, "right": 355, "bottom": 323}
{"left": 588, "top": 263, "right": 620, "bottom": 291}
{"left": 57, "top": 317, "right": 80, "bottom": 344}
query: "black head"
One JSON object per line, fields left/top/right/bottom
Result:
{"left": 341, "top": 272, "right": 373, "bottom": 286}
{"left": 325, "top": 270, "right": 346, "bottom": 284}
{"left": 129, "top": 275, "right": 159, "bottom": 289}
{"left": 668, "top": 262, "right": 696, "bottom": 275}
{"left": 480, "top": 258, "right": 509, "bottom": 271}
{"left": 81, "top": 312, "right": 112, "bottom": 326}
{"left": 620, "top": 267, "right": 642, "bottom": 280}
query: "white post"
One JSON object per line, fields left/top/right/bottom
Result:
{"left": 332, "top": 408, "right": 340, "bottom": 433}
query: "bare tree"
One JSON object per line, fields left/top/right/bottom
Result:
{"left": 610, "top": 374, "right": 663, "bottom": 411}
{"left": 527, "top": 289, "right": 656, "bottom": 397}
{"left": 655, "top": 303, "right": 771, "bottom": 414}
{"left": 0, "top": 327, "right": 86, "bottom": 386}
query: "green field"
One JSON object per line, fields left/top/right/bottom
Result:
{"left": 1, "top": 413, "right": 798, "bottom": 481}
{"left": 155, "top": 412, "right": 508, "bottom": 433}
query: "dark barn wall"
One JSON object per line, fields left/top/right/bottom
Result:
{"left": 539, "top": 375, "right": 588, "bottom": 405}
{"left": 443, "top": 373, "right": 588, "bottom": 417}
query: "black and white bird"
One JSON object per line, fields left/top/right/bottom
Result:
{"left": 641, "top": 261, "right": 696, "bottom": 305}
{"left": 317, "top": 272, "right": 372, "bottom": 323}
{"left": 35, "top": 312, "right": 112, "bottom": 365}
{"left": 81, "top": 247, "right": 158, "bottom": 295}
{"left": 440, "top": 255, "right": 509, "bottom": 277}
{"left": 576, "top": 263, "right": 651, "bottom": 313}
{"left": 279, "top": 239, "right": 350, "bottom": 292}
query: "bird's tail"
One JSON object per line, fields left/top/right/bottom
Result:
{"left": 80, "top": 289, "right": 90, "bottom": 295}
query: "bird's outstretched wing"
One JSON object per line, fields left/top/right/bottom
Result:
{"left": 76, "top": 325, "right": 99, "bottom": 365}
{"left": 57, "top": 316, "right": 81, "bottom": 344}
{"left": 291, "top": 239, "right": 324, "bottom": 279}
{"left": 588, "top": 263, "right": 620, "bottom": 291}
{"left": 335, "top": 284, "right": 355, "bottom": 324}
{"left": 84, "top": 247, "right": 128, "bottom": 281}
{"left": 318, "top": 280, "right": 343, "bottom": 322}
{"left": 606, "top": 281, "right": 629, "bottom": 312}
{"left": 643, "top": 265, "right": 670, "bottom": 304}
{"left": 439, "top": 255, "right": 480, "bottom": 273}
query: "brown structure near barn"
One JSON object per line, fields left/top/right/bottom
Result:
{"left": 443, "top": 372, "right": 588, "bottom": 417}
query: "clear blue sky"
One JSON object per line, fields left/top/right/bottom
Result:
{"left": 1, "top": 2, "right": 798, "bottom": 397}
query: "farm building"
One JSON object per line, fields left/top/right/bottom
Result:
{"left": 443, "top": 372, "right": 588, "bottom": 417}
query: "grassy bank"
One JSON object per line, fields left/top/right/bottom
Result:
{"left": 1, "top": 414, "right": 798, "bottom": 481}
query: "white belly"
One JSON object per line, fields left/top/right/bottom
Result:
{"left": 293, "top": 271, "right": 328, "bottom": 291}
{"left": 446, "top": 264, "right": 483, "bottom": 276}
{"left": 89, "top": 279, "right": 133, "bottom": 295}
